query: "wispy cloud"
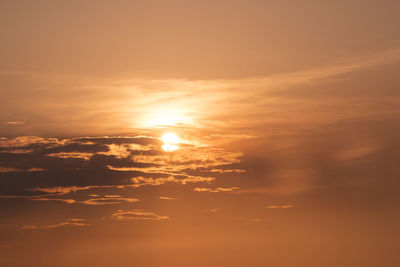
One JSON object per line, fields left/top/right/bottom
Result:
{"left": 0, "top": 136, "right": 67, "bottom": 148}
{"left": 46, "top": 152, "right": 94, "bottom": 160}
{"left": 22, "top": 218, "right": 90, "bottom": 230}
{"left": 0, "top": 167, "right": 44, "bottom": 172}
{"left": 81, "top": 195, "right": 139, "bottom": 206}
{"left": 29, "top": 194, "right": 140, "bottom": 206}
{"left": 23, "top": 174, "right": 214, "bottom": 199}
{"left": 194, "top": 186, "right": 240, "bottom": 193}
{"left": 2, "top": 47, "right": 400, "bottom": 138}
{"left": 0, "top": 167, "right": 21, "bottom": 172}
{"left": 159, "top": 196, "right": 175, "bottom": 200}
{"left": 0, "top": 135, "right": 240, "bottom": 202}
{"left": 111, "top": 209, "right": 168, "bottom": 221}
{"left": 333, "top": 145, "right": 379, "bottom": 162}
{"left": 266, "top": 205, "right": 294, "bottom": 209}
{"left": 207, "top": 169, "right": 246, "bottom": 173}
{"left": 30, "top": 186, "right": 95, "bottom": 196}
{"left": 131, "top": 176, "right": 215, "bottom": 186}
{"left": 5, "top": 121, "right": 24, "bottom": 126}
{"left": 205, "top": 208, "right": 220, "bottom": 213}
{"left": 98, "top": 144, "right": 133, "bottom": 158}
{"left": 108, "top": 147, "right": 243, "bottom": 174}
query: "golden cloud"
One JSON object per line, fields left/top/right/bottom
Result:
{"left": 111, "top": 209, "right": 168, "bottom": 221}
{"left": 194, "top": 186, "right": 240, "bottom": 193}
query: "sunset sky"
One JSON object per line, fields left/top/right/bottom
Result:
{"left": 1, "top": 1, "right": 400, "bottom": 266}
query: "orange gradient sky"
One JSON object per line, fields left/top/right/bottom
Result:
{"left": 1, "top": 1, "right": 400, "bottom": 267}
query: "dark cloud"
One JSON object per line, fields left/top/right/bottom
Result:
{"left": 0, "top": 136, "right": 240, "bottom": 201}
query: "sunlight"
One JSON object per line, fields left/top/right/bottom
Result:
{"left": 161, "top": 133, "right": 180, "bottom": 152}
{"left": 142, "top": 108, "right": 192, "bottom": 128}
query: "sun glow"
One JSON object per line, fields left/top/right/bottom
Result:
{"left": 141, "top": 109, "right": 192, "bottom": 128}
{"left": 161, "top": 133, "right": 180, "bottom": 152}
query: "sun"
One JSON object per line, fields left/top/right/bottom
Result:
{"left": 162, "top": 133, "right": 180, "bottom": 144}
{"left": 161, "top": 133, "right": 180, "bottom": 152}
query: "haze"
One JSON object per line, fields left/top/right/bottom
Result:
{"left": 1, "top": 1, "right": 400, "bottom": 266}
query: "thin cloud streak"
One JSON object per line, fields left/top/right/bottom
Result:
{"left": 111, "top": 210, "right": 168, "bottom": 221}
{"left": 2, "top": 47, "right": 400, "bottom": 138}
{"left": 194, "top": 186, "right": 240, "bottom": 193}
{"left": 22, "top": 218, "right": 90, "bottom": 230}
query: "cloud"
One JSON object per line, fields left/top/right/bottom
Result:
{"left": 111, "top": 209, "right": 168, "bottom": 221}
{"left": 159, "top": 196, "right": 175, "bottom": 200}
{"left": 207, "top": 169, "right": 246, "bottom": 173}
{"left": 26, "top": 168, "right": 45, "bottom": 172}
{"left": 266, "top": 205, "right": 294, "bottom": 209}
{"left": 24, "top": 174, "right": 214, "bottom": 199}
{"left": 205, "top": 208, "right": 220, "bottom": 213}
{"left": 194, "top": 186, "right": 240, "bottom": 193}
{"left": 0, "top": 136, "right": 67, "bottom": 148}
{"left": 30, "top": 197, "right": 77, "bottom": 204}
{"left": 0, "top": 149, "right": 34, "bottom": 154}
{"left": 22, "top": 218, "right": 90, "bottom": 230}
{"left": 333, "top": 145, "right": 379, "bottom": 162}
{"left": 0, "top": 167, "right": 44, "bottom": 172}
{"left": 73, "top": 136, "right": 159, "bottom": 146}
{"left": 107, "top": 146, "right": 243, "bottom": 175}
{"left": 6, "top": 121, "right": 24, "bottom": 126}
{"left": 0, "top": 135, "right": 240, "bottom": 199}
{"left": 24, "top": 193, "right": 139, "bottom": 206}
{"left": 31, "top": 186, "right": 95, "bottom": 195}
{"left": 0, "top": 133, "right": 244, "bottom": 226}
{"left": 2, "top": 47, "right": 400, "bottom": 139}
{"left": 22, "top": 225, "right": 38, "bottom": 230}
{"left": 0, "top": 167, "right": 21, "bottom": 172}
{"left": 98, "top": 144, "right": 131, "bottom": 158}
{"left": 81, "top": 195, "right": 139, "bottom": 206}
{"left": 131, "top": 176, "right": 215, "bottom": 186}
{"left": 43, "top": 220, "right": 90, "bottom": 229}
{"left": 46, "top": 152, "right": 94, "bottom": 160}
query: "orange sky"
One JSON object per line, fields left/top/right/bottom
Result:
{"left": 1, "top": 1, "right": 400, "bottom": 266}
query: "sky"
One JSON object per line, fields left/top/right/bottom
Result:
{"left": 1, "top": 1, "right": 400, "bottom": 266}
